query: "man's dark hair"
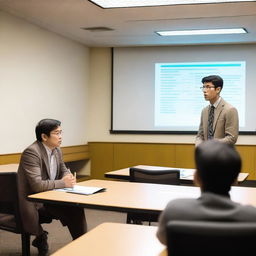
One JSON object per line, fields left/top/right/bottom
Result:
{"left": 201, "top": 75, "right": 223, "bottom": 90}
{"left": 195, "top": 140, "right": 241, "bottom": 195}
{"left": 35, "top": 119, "right": 61, "bottom": 142}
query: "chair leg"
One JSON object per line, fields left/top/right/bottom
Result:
{"left": 126, "top": 213, "right": 132, "bottom": 224}
{"left": 21, "top": 233, "right": 31, "bottom": 256}
{"left": 126, "top": 213, "right": 144, "bottom": 225}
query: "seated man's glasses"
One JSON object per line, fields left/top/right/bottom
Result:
{"left": 51, "top": 131, "right": 63, "bottom": 137}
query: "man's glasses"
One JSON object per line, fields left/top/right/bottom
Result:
{"left": 200, "top": 86, "right": 215, "bottom": 90}
{"left": 51, "top": 131, "right": 63, "bottom": 137}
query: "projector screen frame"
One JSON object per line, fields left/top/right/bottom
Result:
{"left": 110, "top": 47, "right": 256, "bottom": 135}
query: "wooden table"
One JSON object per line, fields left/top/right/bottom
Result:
{"left": 28, "top": 179, "right": 256, "bottom": 215}
{"left": 51, "top": 222, "right": 166, "bottom": 256}
{"left": 0, "top": 164, "right": 19, "bottom": 173}
{"left": 104, "top": 165, "right": 249, "bottom": 183}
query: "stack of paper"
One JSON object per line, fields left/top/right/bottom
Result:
{"left": 55, "top": 185, "right": 106, "bottom": 195}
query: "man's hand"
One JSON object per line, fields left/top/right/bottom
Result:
{"left": 62, "top": 174, "right": 76, "bottom": 187}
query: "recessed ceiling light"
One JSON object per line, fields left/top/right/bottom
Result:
{"left": 156, "top": 28, "right": 247, "bottom": 36}
{"left": 89, "top": 0, "right": 256, "bottom": 8}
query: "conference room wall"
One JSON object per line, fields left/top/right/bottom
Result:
{"left": 0, "top": 11, "right": 90, "bottom": 154}
{"left": 1, "top": 11, "right": 256, "bottom": 179}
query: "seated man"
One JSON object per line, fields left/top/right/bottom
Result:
{"left": 157, "top": 140, "right": 256, "bottom": 245}
{"left": 18, "top": 119, "right": 87, "bottom": 256}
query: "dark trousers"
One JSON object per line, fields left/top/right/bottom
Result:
{"left": 39, "top": 204, "right": 87, "bottom": 240}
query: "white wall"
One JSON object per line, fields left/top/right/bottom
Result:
{"left": 0, "top": 11, "right": 90, "bottom": 154}
{"left": 89, "top": 47, "right": 256, "bottom": 145}
{"left": 1, "top": 10, "right": 256, "bottom": 155}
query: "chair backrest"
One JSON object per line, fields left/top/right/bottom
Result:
{"left": 0, "top": 172, "right": 23, "bottom": 233}
{"left": 167, "top": 220, "right": 256, "bottom": 256}
{"left": 129, "top": 167, "right": 180, "bottom": 185}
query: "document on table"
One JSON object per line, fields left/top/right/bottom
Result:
{"left": 180, "top": 169, "right": 195, "bottom": 178}
{"left": 55, "top": 185, "right": 106, "bottom": 195}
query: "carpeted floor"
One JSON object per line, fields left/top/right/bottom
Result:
{"left": 0, "top": 209, "right": 127, "bottom": 255}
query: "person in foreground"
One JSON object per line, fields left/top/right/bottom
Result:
{"left": 195, "top": 75, "right": 239, "bottom": 146}
{"left": 156, "top": 140, "right": 256, "bottom": 245}
{"left": 18, "top": 119, "right": 87, "bottom": 256}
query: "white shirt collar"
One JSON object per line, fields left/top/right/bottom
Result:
{"left": 210, "top": 96, "right": 221, "bottom": 108}
{"left": 42, "top": 142, "right": 54, "bottom": 157}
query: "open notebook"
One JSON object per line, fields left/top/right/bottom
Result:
{"left": 55, "top": 185, "right": 106, "bottom": 195}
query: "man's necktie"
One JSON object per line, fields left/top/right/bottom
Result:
{"left": 208, "top": 105, "right": 215, "bottom": 139}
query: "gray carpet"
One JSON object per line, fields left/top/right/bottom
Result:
{"left": 0, "top": 209, "right": 127, "bottom": 255}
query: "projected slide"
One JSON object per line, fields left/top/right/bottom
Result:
{"left": 155, "top": 62, "right": 245, "bottom": 129}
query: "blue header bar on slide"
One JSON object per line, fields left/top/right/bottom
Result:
{"left": 161, "top": 64, "right": 242, "bottom": 67}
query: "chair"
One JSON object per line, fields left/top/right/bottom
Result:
{"left": 0, "top": 172, "right": 52, "bottom": 256}
{"left": 0, "top": 172, "right": 31, "bottom": 255}
{"left": 166, "top": 220, "right": 256, "bottom": 256}
{"left": 129, "top": 167, "right": 180, "bottom": 185}
{"left": 127, "top": 167, "right": 180, "bottom": 224}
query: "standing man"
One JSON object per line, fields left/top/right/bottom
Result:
{"left": 18, "top": 119, "right": 87, "bottom": 256}
{"left": 195, "top": 75, "right": 238, "bottom": 146}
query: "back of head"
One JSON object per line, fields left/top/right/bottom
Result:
{"left": 35, "top": 118, "right": 61, "bottom": 142}
{"left": 201, "top": 75, "right": 223, "bottom": 90}
{"left": 195, "top": 140, "right": 241, "bottom": 195}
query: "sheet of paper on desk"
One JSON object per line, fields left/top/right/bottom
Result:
{"left": 55, "top": 185, "right": 106, "bottom": 195}
{"left": 180, "top": 169, "right": 194, "bottom": 178}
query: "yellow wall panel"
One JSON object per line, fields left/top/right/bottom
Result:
{"left": 236, "top": 145, "right": 256, "bottom": 179}
{"left": 113, "top": 143, "right": 176, "bottom": 170}
{"left": 175, "top": 144, "right": 195, "bottom": 168}
{"left": 0, "top": 145, "right": 89, "bottom": 165}
{"left": 89, "top": 142, "right": 256, "bottom": 180}
{"left": 1, "top": 143, "right": 256, "bottom": 180}
{"left": 0, "top": 153, "right": 21, "bottom": 164}
{"left": 62, "top": 145, "right": 89, "bottom": 162}
{"left": 89, "top": 142, "right": 114, "bottom": 179}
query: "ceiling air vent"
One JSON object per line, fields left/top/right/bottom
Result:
{"left": 81, "top": 27, "right": 114, "bottom": 32}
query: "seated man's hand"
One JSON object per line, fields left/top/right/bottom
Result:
{"left": 62, "top": 174, "right": 76, "bottom": 187}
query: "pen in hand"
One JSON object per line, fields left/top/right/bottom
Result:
{"left": 67, "top": 168, "right": 76, "bottom": 179}
{"left": 63, "top": 168, "right": 76, "bottom": 188}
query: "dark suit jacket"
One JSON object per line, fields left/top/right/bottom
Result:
{"left": 156, "top": 192, "right": 256, "bottom": 245}
{"left": 17, "top": 141, "right": 69, "bottom": 235}
{"left": 195, "top": 98, "right": 239, "bottom": 146}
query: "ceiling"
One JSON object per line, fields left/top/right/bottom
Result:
{"left": 0, "top": 0, "right": 256, "bottom": 47}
